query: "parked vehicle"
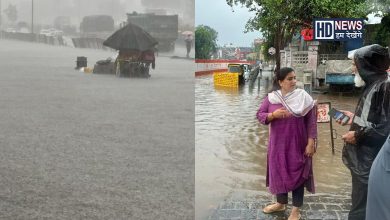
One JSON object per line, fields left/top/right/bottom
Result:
{"left": 40, "top": 28, "right": 63, "bottom": 37}
{"left": 72, "top": 15, "right": 115, "bottom": 49}
{"left": 80, "top": 15, "right": 114, "bottom": 34}
{"left": 323, "top": 60, "right": 356, "bottom": 93}
{"left": 228, "top": 63, "right": 246, "bottom": 85}
{"left": 126, "top": 12, "right": 178, "bottom": 52}
{"left": 5, "top": 28, "right": 16, "bottom": 33}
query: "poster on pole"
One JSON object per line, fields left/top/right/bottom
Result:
{"left": 317, "top": 102, "right": 330, "bottom": 123}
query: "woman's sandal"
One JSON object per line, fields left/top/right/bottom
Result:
{"left": 288, "top": 213, "right": 301, "bottom": 220}
{"left": 262, "top": 203, "right": 286, "bottom": 214}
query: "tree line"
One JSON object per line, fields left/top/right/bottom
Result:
{"left": 195, "top": 0, "right": 390, "bottom": 66}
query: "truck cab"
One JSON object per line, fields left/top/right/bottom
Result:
{"left": 126, "top": 12, "right": 178, "bottom": 52}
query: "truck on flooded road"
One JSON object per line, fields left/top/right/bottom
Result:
{"left": 126, "top": 12, "right": 178, "bottom": 52}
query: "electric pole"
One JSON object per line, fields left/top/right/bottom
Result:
{"left": 31, "top": 0, "right": 34, "bottom": 34}
{"left": 0, "top": 0, "right": 2, "bottom": 36}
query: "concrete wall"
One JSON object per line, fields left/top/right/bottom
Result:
{"left": 1, "top": 31, "right": 66, "bottom": 46}
{"left": 281, "top": 41, "right": 319, "bottom": 87}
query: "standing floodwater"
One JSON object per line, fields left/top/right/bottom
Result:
{"left": 196, "top": 74, "right": 359, "bottom": 219}
{"left": 0, "top": 39, "right": 194, "bottom": 219}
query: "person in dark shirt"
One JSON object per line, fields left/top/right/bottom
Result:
{"left": 338, "top": 44, "right": 390, "bottom": 220}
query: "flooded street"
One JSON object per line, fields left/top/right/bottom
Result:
{"left": 195, "top": 74, "right": 359, "bottom": 219}
{"left": 0, "top": 39, "right": 194, "bottom": 219}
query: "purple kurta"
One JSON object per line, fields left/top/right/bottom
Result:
{"left": 257, "top": 96, "right": 317, "bottom": 194}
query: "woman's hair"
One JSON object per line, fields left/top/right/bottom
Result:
{"left": 270, "top": 67, "right": 295, "bottom": 92}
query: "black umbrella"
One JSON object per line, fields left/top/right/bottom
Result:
{"left": 103, "top": 23, "right": 158, "bottom": 51}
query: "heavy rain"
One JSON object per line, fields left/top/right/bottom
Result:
{"left": 0, "top": 0, "right": 195, "bottom": 219}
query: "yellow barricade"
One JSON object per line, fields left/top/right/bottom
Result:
{"left": 213, "top": 72, "right": 239, "bottom": 87}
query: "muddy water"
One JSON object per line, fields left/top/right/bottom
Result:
{"left": 195, "top": 75, "right": 359, "bottom": 219}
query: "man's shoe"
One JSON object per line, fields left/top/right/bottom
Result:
{"left": 262, "top": 203, "right": 286, "bottom": 214}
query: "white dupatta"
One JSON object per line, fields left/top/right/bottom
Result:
{"left": 268, "top": 88, "right": 315, "bottom": 117}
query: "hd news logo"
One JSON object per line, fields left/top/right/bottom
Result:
{"left": 314, "top": 18, "right": 364, "bottom": 41}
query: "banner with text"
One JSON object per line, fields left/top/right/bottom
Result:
{"left": 314, "top": 18, "right": 364, "bottom": 41}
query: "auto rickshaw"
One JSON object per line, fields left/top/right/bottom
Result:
{"left": 227, "top": 63, "right": 246, "bottom": 85}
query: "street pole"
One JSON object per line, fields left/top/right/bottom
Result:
{"left": 0, "top": 0, "right": 2, "bottom": 38}
{"left": 31, "top": 0, "right": 34, "bottom": 34}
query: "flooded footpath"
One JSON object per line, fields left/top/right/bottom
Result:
{"left": 195, "top": 72, "right": 359, "bottom": 220}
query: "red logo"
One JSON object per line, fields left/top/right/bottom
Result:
{"left": 301, "top": 29, "right": 314, "bottom": 41}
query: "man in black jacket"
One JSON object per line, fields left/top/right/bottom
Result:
{"left": 339, "top": 44, "right": 390, "bottom": 220}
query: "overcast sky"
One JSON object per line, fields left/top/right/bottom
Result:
{"left": 195, "top": 0, "right": 261, "bottom": 47}
{"left": 195, "top": 0, "right": 383, "bottom": 48}
{"left": 0, "top": 0, "right": 193, "bottom": 28}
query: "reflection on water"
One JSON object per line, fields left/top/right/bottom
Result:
{"left": 195, "top": 75, "right": 359, "bottom": 219}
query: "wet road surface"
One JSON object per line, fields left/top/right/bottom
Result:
{"left": 0, "top": 39, "right": 194, "bottom": 220}
{"left": 196, "top": 73, "right": 359, "bottom": 219}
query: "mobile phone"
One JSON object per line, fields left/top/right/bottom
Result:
{"left": 328, "top": 108, "right": 350, "bottom": 124}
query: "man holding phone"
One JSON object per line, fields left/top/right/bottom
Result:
{"left": 328, "top": 108, "right": 350, "bottom": 125}
{"left": 338, "top": 44, "right": 390, "bottom": 220}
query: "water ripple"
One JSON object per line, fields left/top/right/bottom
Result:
{"left": 196, "top": 75, "right": 358, "bottom": 218}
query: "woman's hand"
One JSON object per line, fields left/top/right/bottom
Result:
{"left": 272, "top": 108, "right": 291, "bottom": 119}
{"left": 305, "top": 138, "right": 316, "bottom": 157}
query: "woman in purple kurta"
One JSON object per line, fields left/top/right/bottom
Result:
{"left": 256, "top": 67, "right": 317, "bottom": 220}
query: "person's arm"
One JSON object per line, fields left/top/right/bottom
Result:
{"left": 257, "top": 96, "right": 272, "bottom": 124}
{"left": 354, "top": 82, "right": 390, "bottom": 145}
{"left": 257, "top": 97, "right": 290, "bottom": 124}
{"left": 305, "top": 106, "right": 318, "bottom": 139}
{"left": 305, "top": 138, "right": 316, "bottom": 156}
{"left": 304, "top": 106, "right": 317, "bottom": 156}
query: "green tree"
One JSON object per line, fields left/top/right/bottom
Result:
{"left": 368, "top": 0, "right": 390, "bottom": 14}
{"left": 226, "top": 0, "right": 368, "bottom": 72}
{"left": 374, "top": 14, "right": 390, "bottom": 46}
{"left": 261, "top": 33, "right": 275, "bottom": 62}
{"left": 195, "top": 25, "right": 218, "bottom": 59}
{"left": 4, "top": 4, "right": 17, "bottom": 23}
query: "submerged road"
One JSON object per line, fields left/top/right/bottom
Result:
{"left": 0, "top": 39, "right": 194, "bottom": 219}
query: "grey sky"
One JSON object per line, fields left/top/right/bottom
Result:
{"left": 1, "top": 0, "right": 141, "bottom": 26}
{"left": 0, "top": 0, "right": 193, "bottom": 29}
{"left": 195, "top": 0, "right": 383, "bottom": 48}
{"left": 195, "top": 0, "right": 261, "bottom": 47}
